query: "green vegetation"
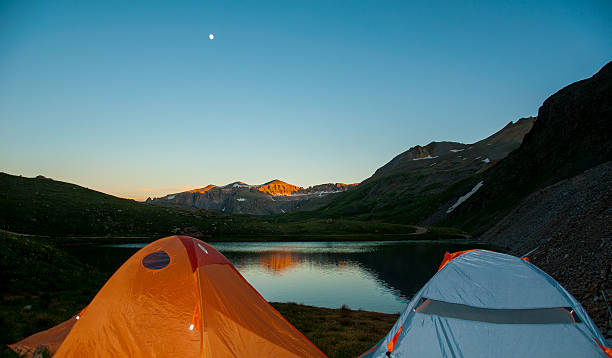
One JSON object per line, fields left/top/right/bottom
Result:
{"left": 0, "top": 173, "right": 211, "bottom": 236}
{"left": 1, "top": 173, "right": 469, "bottom": 241}
{"left": 272, "top": 303, "right": 397, "bottom": 358}
{"left": 281, "top": 173, "right": 483, "bottom": 226}
{"left": 0, "top": 232, "right": 396, "bottom": 358}
{"left": 0, "top": 232, "right": 108, "bottom": 357}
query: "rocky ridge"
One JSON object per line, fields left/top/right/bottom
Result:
{"left": 147, "top": 179, "right": 357, "bottom": 215}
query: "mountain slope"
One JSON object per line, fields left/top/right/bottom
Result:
{"left": 187, "top": 185, "right": 216, "bottom": 194}
{"left": 445, "top": 61, "right": 612, "bottom": 234}
{"left": 314, "top": 117, "right": 535, "bottom": 223}
{"left": 482, "top": 161, "right": 612, "bottom": 254}
{"left": 0, "top": 173, "right": 214, "bottom": 236}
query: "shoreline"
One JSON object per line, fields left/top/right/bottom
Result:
{"left": 2, "top": 227, "right": 474, "bottom": 246}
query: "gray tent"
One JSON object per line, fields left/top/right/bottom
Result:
{"left": 361, "top": 250, "right": 611, "bottom": 358}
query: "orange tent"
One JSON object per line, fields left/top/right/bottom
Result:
{"left": 10, "top": 236, "right": 326, "bottom": 358}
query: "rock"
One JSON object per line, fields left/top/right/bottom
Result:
{"left": 32, "top": 345, "right": 51, "bottom": 358}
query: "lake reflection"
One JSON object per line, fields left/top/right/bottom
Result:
{"left": 69, "top": 240, "right": 484, "bottom": 314}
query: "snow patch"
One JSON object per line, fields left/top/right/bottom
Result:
{"left": 236, "top": 198, "right": 246, "bottom": 202}
{"left": 412, "top": 155, "right": 438, "bottom": 161}
{"left": 446, "top": 181, "right": 484, "bottom": 213}
{"left": 224, "top": 182, "right": 253, "bottom": 188}
{"left": 450, "top": 149, "right": 464, "bottom": 152}
{"left": 166, "top": 195, "right": 176, "bottom": 200}
{"left": 232, "top": 183, "right": 251, "bottom": 188}
{"left": 289, "top": 191, "right": 343, "bottom": 197}
{"left": 482, "top": 158, "right": 490, "bottom": 163}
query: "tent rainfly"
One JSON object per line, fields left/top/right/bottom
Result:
{"left": 360, "top": 249, "right": 612, "bottom": 358}
{"left": 10, "top": 236, "right": 327, "bottom": 358}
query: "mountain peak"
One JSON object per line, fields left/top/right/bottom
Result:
{"left": 257, "top": 180, "right": 304, "bottom": 196}
{"left": 262, "top": 179, "right": 288, "bottom": 185}
{"left": 223, "top": 181, "right": 250, "bottom": 188}
{"left": 404, "top": 142, "right": 466, "bottom": 160}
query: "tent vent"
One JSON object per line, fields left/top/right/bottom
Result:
{"left": 413, "top": 298, "right": 581, "bottom": 324}
{"left": 142, "top": 251, "right": 170, "bottom": 270}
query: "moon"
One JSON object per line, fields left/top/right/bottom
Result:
{"left": 209, "top": 33, "right": 214, "bottom": 40}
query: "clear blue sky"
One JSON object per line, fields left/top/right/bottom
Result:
{"left": 1, "top": 0, "right": 610, "bottom": 200}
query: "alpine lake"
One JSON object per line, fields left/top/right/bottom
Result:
{"left": 65, "top": 239, "right": 485, "bottom": 314}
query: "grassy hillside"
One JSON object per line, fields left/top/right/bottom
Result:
{"left": 313, "top": 173, "right": 483, "bottom": 224}
{"left": 0, "top": 173, "right": 425, "bottom": 239}
{"left": 0, "top": 232, "right": 107, "bottom": 354}
{"left": 0, "top": 173, "right": 209, "bottom": 236}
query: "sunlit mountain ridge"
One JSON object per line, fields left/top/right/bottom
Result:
{"left": 147, "top": 179, "right": 358, "bottom": 215}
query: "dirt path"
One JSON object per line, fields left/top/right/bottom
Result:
{"left": 379, "top": 226, "right": 428, "bottom": 236}
{"left": 410, "top": 226, "right": 428, "bottom": 235}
